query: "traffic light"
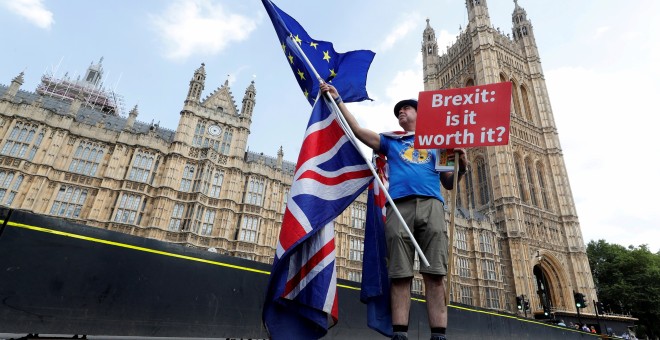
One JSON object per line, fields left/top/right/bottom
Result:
{"left": 574, "top": 292, "right": 587, "bottom": 309}
{"left": 596, "top": 301, "right": 605, "bottom": 315}
{"left": 543, "top": 304, "right": 551, "bottom": 317}
{"left": 516, "top": 296, "right": 523, "bottom": 310}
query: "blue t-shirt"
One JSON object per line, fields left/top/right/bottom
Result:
{"left": 379, "top": 134, "right": 444, "bottom": 203}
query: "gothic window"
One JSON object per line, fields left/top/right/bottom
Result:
{"left": 412, "top": 278, "right": 423, "bottom": 295}
{"left": 193, "top": 121, "right": 206, "bottom": 147}
{"left": 1, "top": 122, "right": 43, "bottom": 161}
{"left": 50, "top": 185, "right": 88, "bottom": 218}
{"left": 245, "top": 177, "right": 265, "bottom": 206}
{"left": 479, "top": 232, "right": 494, "bottom": 253}
{"left": 465, "top": 166, "right": 475, "bottom": 208}
{"left": 69, "top": 141, "right": 105, "bottom": 176}
{"left": 476, "top": 159, "right": 490, "bottom": 205}
{"left": 200, "top": 209, "right": 216, "bottom": 236}
{"left": 456, "top": 181, "right": 464, "bottom": 208}
{"left": 514, "top": 154, "right": 527, "bottom": 202}
{"left": 0, "top": 171, "right": 24, "bottom": 206}
{"left": 485, "top": 287, "right": 501, "bottom": 309}
{"left": 169, "top": 203, "right": 185, "bottom": 231}
{"left": 180, "top": 164, "right": 195, "bottom": 192}
{"left": 482, "top": 259, "right": 497, "bottom": 281}
{"left": 239, "top": 215, "right": 259, "bottom": 242}
{"left": 114, "top": 193, "right": 142, "bottom": 224}
{"left": 192, "top": 164, "right": 206, "bottom": 192}
{"left": 220, "top": 129, "right": 233, "bottom": 155}
{"left": 525, "top": 158, "right": 538, "bottom": 206}
{"left": 349, "top": 237, "right": 364, "bottom": 262}
{"left": 208, "top": 171, "right": 224, "bottom": 199}
{"left": 351, "top": 203, "right": 366, "bottom": 229}
{"left": 128, "top": 152, "right": 156, "bottom": 183}
{"left": 458, "top": 256, "right": 471, "bottom": 278}
{"left": 281, "top": 188, "right": 290, "bottom": 214}
{"left": 511, "top": 80, "right": 522, "bottom": 117}
{"left": 456, "top": 227, "right": 468, "bottom": 250}
{"left": 466, "top": 79, "right": 475, "bottom": 87}
{"left": 461, "top": 286, "right": 473, "bottom": 305}
{"left": 536, "top": 164, "right": 550, "bottom": 210}
{"left": 190, "top": 206, "right": 202, "bottom": 232}
{"left": 348, "top": 271, "right": 362, "bottom": 283}
{"left": 520, "top": 85, "right": 533, "bottom": 122}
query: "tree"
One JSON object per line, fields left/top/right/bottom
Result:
{"left": 587, "top": 240, "right": 660, "bottom": 338}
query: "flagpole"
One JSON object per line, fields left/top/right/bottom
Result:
{"left": 287, "top": 35, "right": 430, "bottom": 267}
{"left": 445, "top": 151, "right": 460, "bottom": 306}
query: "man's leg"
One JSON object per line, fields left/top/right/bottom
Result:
{"left": 391, "top": 277, "right": 413, "bottom": 326}
{"left": 422, "top": 273, "right": 447, "bottom": 328}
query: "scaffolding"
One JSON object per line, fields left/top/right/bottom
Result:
{"left": 36, "top": 59, "right": 126, "bottom": 117}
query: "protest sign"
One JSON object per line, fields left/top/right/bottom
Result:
{"left": 415, "top": 82, "right": 512, "bottom": 149}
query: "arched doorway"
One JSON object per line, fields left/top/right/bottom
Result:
{"left": 533, "top": 264, "right": 552, "bottom": 315}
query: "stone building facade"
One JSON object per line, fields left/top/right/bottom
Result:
{"left": 421, "top": 0, "right": 598, "bottom": 317}
{"left": 0, "top": 60, "right": 370, "bottom": 290}
{"left": 0, "top": 0, "right": 597, "bottom": 319}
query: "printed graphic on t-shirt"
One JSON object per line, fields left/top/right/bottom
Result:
{"left": 399, "top": 140, "right": 431, "bottom": 164}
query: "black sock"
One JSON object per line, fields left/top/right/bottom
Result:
{"left": 393, "top": 324, "right": 409, "bottom": 333}
{"left": 431, "top": 327, "right": 446, "bottom": 334}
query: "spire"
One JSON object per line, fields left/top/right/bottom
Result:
{"left": 277, "top": 146, "right": 283, "bottom": 169}
{"left": 83, "top": 58, "right": 104, "bottom": 87}
{"left": 240, "top": 79, "right": 256, "bottom": 120}
{"left": 511, "top": 0, "right": 534, "bottom": 41}
{"left": 421, "top": 19, "right": 440, "bottom": 90}
{"left": 3, "top": 71, "right": 25, "bottom": 100}
{"left": 125, "top": 105, "right": 139, "bottom": 131}
{"left": 12, "top": 72, "right": 25, "bottom": 85}
{"left": 466, "top": 0, "right": 492, "bottom": 29}
{"left": 422, "top": 18, "right": 437, "bottom": 56}
{"left": 186, "top": 63, "right": 206, "bottom": 103}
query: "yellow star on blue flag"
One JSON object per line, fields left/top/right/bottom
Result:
{"left": 262, "top": 0, "right": 375, "bottom": 106}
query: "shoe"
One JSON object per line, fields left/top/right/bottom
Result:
{"left": 430, "top": 335, "right": 447, "bottom": 340}
{"left": 392, "top": 334, "right": 408, "bottom": 340}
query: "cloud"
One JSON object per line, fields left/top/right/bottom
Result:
{"left": 593, "top": 26, "right": 610, "bottom": 39}
{"left": 150, "top": 0, "right": 257, "bottom": 61}
{"left": 2, "top": 0, "right": 54, "bottom": 29}
{"left": 379, "top": 12, "right": 422, "bottom": 51}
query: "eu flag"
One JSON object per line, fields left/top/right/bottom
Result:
{"left": 262, "top": 0, "right": 375, "bottom": 105}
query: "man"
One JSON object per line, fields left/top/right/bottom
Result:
{"left": 320, "top": 83, "right": 467, "bottom": 340}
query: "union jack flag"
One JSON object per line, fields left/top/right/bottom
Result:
{"left": 262, "top": 96, "right": 373, "bottom": 339}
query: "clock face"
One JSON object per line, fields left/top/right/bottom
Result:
{"left": 208, "top": 125, "right": 221, "bottom": 136}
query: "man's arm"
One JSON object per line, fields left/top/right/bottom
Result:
{"left": 440, "top": 149, "right": 468, "bottom": 189}
{"left": 320, "top": 83, "right": 380, "bottom": 151}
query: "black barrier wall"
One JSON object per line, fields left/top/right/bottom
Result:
{"left": 0, "top": 209, "right": 626, "bottom": 339}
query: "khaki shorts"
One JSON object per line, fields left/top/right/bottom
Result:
{"left": 385, "top": 196, "right": 448, "bottom": 278}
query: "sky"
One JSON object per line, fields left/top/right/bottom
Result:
{"left": 1, "top": 0, "right": 659, "bottom": 252}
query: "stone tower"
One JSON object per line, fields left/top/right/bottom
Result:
{"left": 422, "top": 0, "right": 597, "bottom": 317}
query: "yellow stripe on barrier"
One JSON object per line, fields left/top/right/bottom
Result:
{"left": 0, "top": 219, "right": 608, "bottom": 338}
{"left": 5, "top": 220, "right": 271, "bottom": 275}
